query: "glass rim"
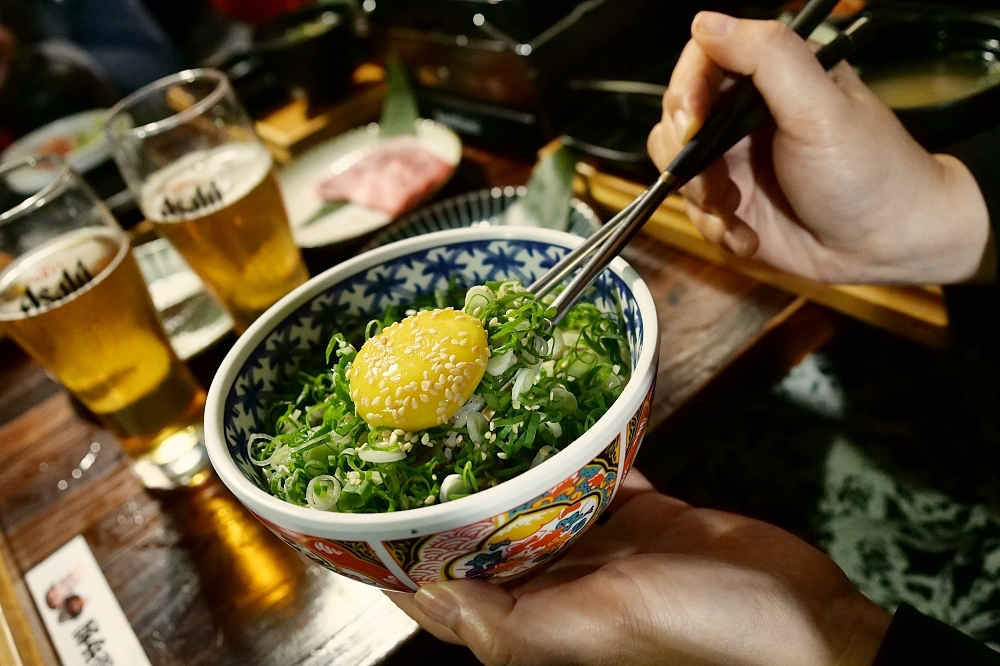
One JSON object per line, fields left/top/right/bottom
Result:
{"left": 104, "top": 68, "right": 232, "bottom": 141}
{"left": 0, "top": 155, "right": 78, "bottom": 227}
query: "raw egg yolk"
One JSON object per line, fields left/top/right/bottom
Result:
{"left": 348, "top": 308, "right": 489, "bottom": 432}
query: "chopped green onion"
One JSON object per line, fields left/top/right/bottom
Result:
{"left": 252, "top": 279, "right": 631, "bottom": 513}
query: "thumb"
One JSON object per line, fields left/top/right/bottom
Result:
{"left": 414, "top": 580, "right": 525, "bottom": 665}
{"left": 414, "top": 578, "right": 616, "bottom": 666}
{"left": 689, "top": 12, "right": 850, "bottom": 136}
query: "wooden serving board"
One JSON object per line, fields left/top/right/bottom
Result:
{"left": 573, "top": 162, "right": 950, "bottom": 348}
{"left": 256, "top": 65, "right": 387, "bottom": 165}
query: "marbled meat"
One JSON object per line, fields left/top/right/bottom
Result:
{"left": 316, "top": 136, "right": 452, "bottom": 217}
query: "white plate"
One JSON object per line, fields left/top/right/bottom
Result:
{"left": 1, "top": 109, "right": 110, "bottom": 194}
{"left": 279, "top": 119, "right": 462, "bottom": 249}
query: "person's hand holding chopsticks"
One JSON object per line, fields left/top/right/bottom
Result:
{"left": 648, "top": 12, "right": 994, "bottom": 285}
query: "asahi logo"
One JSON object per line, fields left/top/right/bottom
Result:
{"left": 160, "top": 181, "right": 224, "bottom": 218}
{"left": 20, "top": 260, "right": 94, "bottom": 314}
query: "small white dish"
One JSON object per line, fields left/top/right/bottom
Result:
{"left": 279, "top": 119, "right": 462, "bottom": 249}
{"left": 1, "top": 110, "right": 110, "bottom": 194}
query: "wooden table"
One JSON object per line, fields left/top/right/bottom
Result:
{"left": 0, "top": 148, "right": 831, "bottom": 666}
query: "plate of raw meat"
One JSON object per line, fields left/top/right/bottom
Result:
{"left": 279, "top": 119, "right": 462, "bottom": 248}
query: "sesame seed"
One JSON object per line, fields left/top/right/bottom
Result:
{"left": 420, "top": 394, "right": 429, "bottom": 402}
{"left": 497, "top": 451, "right": 507, "bottom": 460}
{"left": 372, "top": 396, "right": 380, "bottom": 406}
{"left": 421, "top": 433, "right": 430, "bottom": 445}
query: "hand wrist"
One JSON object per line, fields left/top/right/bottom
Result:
{"left": 890, "top": 154, "right": 992, "bottom": 285}
{"left": 827, "top": 595, "right": 892, "bottom": 666}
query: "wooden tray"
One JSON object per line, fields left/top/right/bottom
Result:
{"left": 573, "top": 162, "right": 949, "bottom": 348}
{"left": 256, "top": 65, "right": 387, "bottom": 165}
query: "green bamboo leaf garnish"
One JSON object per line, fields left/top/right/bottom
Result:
{"left": 379, "top": 54, "right": 419, "bottom": 139}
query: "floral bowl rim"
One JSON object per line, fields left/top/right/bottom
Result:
{"left": 204, "top": 226, "right": 659, "bottom": 541}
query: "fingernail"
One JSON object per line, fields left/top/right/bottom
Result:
{"left": 723, "top": 224, "right": 757, "bottom": 256}
{"left": 672, "top": 109, "right": 692, "bottom": 144}
{"left": 694, "top": 12, "right": 736, "bottom": 37}
{"left": 700, "top": 212, "right": 727, "bottom": 244}
{"left": 415, "top": 584, "right": 459, "bottom": 627}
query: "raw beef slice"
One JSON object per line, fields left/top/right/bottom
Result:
{"left": 316, "top": 136, "right": 453, "bottom": 217}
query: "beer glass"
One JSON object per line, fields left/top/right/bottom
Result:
{"left": 0, "top": 156, "right": 209, "bottom": 490}
{"left": 105, "top": 69, "right": 309, "bottom": 334}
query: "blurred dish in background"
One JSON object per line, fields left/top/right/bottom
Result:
{"left": 864, "top": 51, "right": 1000, "bottom": 109}
{"left": 315, "top": 135, "right": 453, "bottom": 217}
{"left": 254, "top": 2, "right": 359, "bottom": 112}
{"left": 280, "top": 118, "right": 461, "bottom": 249}
{"left": 560, "top": 80, "right": 669, "bottom": 181}
{"left": 853, "top": 11, "right": 1000, "bottom": 149}
{"left": 0, "top": 110, "right": 128, "bottom": 204}
{"left": 133, "top": 238, "right": 234, "bottom": 362}
{"left": 361, "top": 187, "right": 600, "bottom": 252}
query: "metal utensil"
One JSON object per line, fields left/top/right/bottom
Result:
{"left": 534, "top": 9, "right": 874, "bottom": 327}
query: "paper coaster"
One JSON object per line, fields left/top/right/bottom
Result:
{"left": 25, "top": 535, "right": 151, "bottom": 666}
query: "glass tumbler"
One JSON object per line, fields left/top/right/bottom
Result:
{"left": 105, "top": 68, "right": 309, "bottom": 334}
{"left": 0, "top": 156, "right": 209, "bottom": 489}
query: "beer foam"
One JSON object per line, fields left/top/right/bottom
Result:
{"left": 0, "top": 227, "right": 129, "bottom": 321}
{"left": 140, "top": 143, "right": 273, "bottom": 223}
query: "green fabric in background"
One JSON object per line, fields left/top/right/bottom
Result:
{"left": 820, "top": 439, "right": 1000, "bottom": 644}
{"left": 636, "top": 330, "right": 1000, "bottom": 647}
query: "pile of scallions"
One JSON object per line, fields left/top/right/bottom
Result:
{"left": 248, "top": 280, "right": 630, "bottom": 513}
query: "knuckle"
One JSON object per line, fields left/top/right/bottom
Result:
{"left": 758, "top": 19, "right": 797, "bottom": 48}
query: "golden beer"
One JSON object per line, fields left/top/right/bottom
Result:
{"left": 141, "top": 143, "right": 308, "bottom": 333}
{"left": 0, "top": 227, "right": 205, "bottom": 461}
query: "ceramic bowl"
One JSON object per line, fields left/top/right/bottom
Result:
{"left": 360, "top": 187, "right": 600, "bottom": 252}
{"left": 205, "top": 226, "right": 659, "bottom": 591}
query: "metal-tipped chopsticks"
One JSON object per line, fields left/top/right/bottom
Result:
{"left": 533, "top": 3, "right": 874, "bottom": 327}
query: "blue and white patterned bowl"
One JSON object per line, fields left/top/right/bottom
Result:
{"left": 205, "top": 226, "right": 659, "bottom": 591}
{"left": 360, "top": 187, "right": 600, "bottom": 252}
